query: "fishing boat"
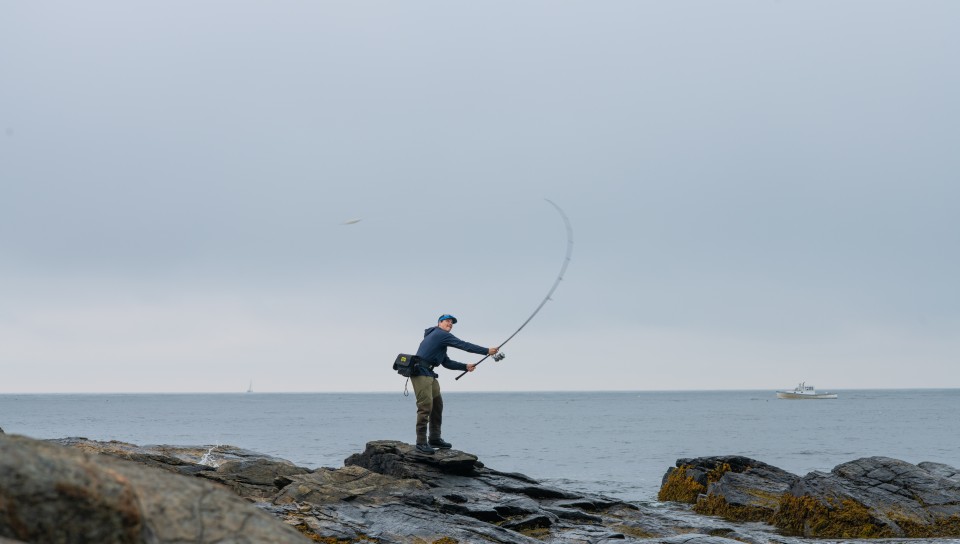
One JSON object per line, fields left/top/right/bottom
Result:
{"left": 776, "top": 382, "right": 837, "bottom": 399}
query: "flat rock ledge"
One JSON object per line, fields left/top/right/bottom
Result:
{"left": 659, "top": 455, "right": 960, "bottom": 539}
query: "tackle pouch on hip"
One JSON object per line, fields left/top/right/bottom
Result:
{"left": 393, "top": 353, "right": 418, "bottom": 377}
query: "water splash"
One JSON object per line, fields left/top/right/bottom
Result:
{"left": 199, "top": 444, "right": 223, "bottom": 467}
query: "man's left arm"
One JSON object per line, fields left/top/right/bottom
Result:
{"left": 438, "top": 355, "right": 468, "bottom": 372}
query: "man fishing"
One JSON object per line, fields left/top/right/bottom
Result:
{"left": 412, "top": 314, "right": 498, "bottom": 454}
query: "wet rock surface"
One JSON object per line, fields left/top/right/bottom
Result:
{"left": 660, "top": 456, "right": 800, "bottom": 521}
{"left": 4, "top": 433, "right": 955, "bottom": 543}
{"left": 0, "top": 434, "right": 311, "bottom": 543}
{"left": 272, "top": 440, "right": 778, "bottom": 543}
{"left": 778, "top": 456, "right": 960, "bottom": 538}
{"left": 4, "top": 436, "right": 765, "bottom": 543}
{"left": 659, "top": 454, "right": 960, "bottom": 540}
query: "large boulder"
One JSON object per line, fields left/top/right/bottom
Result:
{"left": 659, "top": 455, "right": 798, "bottom": 522}
{"left": 773, "top": 456, "right": 960, "bottom": 538}
{"left": 0, "top": 434, "right": 311, "bottom": 543}
{"left": 659, "top": 455, "right": 960, "bottom": 539}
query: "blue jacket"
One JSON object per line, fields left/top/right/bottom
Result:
{"left": 414, "top": 326, "right": 489, "bottom": 378}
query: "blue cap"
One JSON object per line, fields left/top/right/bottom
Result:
{"left": 438, "top": 314, "right": 458, "bottom": 324}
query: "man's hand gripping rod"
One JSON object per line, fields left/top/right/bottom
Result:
{"left": 455, "top": 199, "right": 573, "bottom": 380}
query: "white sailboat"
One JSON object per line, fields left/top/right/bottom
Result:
{"left": 246, "top": 380, "right": 253, "bottom": 393}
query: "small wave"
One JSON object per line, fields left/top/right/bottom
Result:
{"left": 543, "top": 477, "right": 647, "bottom": 501}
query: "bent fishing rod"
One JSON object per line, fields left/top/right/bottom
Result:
{"left": 456, "top": 199, "right": 573, "bottom": 380}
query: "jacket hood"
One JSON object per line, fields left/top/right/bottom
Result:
{"left": 423, "top": 326, "right": 440, "bottom": 338}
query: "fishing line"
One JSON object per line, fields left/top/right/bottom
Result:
{"left": 455, "top": 199, "right": 573, "bottom": 381}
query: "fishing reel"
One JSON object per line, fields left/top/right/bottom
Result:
{"left": 492, "top": 352, "right": 506, "bottom": 362}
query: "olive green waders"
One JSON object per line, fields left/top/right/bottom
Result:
{"left": 410, "top": 375, "right": 443, "bottom": 444}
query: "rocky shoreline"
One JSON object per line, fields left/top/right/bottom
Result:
{"left": 1, "top": 431, "right": 959, "bottom": 543}
{"left": 659, "top": 455, "right": 960, "bottom": 539}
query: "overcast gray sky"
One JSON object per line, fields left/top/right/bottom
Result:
{"left": 2, "top": 1, "right": 958, "bottom": 393}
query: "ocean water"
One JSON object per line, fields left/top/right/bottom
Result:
{"left": 1, "top": 389, "right": 958, "bottom": 502}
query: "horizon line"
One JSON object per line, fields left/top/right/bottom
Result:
{"left": 2, "top": 386, "right": 958, "bottom": 395}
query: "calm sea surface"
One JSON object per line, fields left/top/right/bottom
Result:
{"left": 2, "top": 389, "right": 957, "bottom": 502}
